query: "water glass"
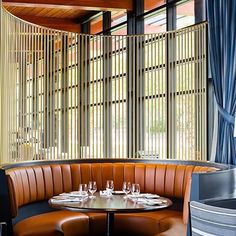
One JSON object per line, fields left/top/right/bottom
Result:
{"left": 131, "top": 183, "right": 140, "bottom": 196}
{"left": 122, "top": 181, "right": 131, "bottom": 198}
{"left": 79, "top": 183, "right": 88, "bottom": 197}
{"left": 106, "top": 180, "right": 114, "bottom": 195}
{"left": 88, "top": 181, "right": 97, "bottom": 198}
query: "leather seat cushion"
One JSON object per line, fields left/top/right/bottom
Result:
{"left": 114, "top": 210, "right": 182, "bottom": 236}
{"left": 86, "top": 212, "right": 106, "bottom": 236}
{"left": 13, "top": 210, "right": 89, "bottom": 236}
{"left": 86, "top": 210, "right": 182, "bottom": 236}
{"left": 156, "top": 215, "right": 187, "bottom": 236}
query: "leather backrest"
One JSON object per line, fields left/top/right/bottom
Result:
{"left": 183, "top": 177, "right": 192, "bottom": 224}
{"left": 6, "top": 163, "right": 217, "bottom": 218}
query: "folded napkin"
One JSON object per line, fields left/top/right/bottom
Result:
{"left": 100, "top": 190, "right": 113, "bottom": 197}
{"left": 127, "top": 194, "right": 140, "bottom": 199}
{"left": 136, "top": 198, "right": 167, "bottom": 206}
{"left": 60, "top": 191, "right": 88, "bottom": 198}
{"left": 127, "top": 193, "right": 160, "bottom": 200}
{"left": 137, "top": 198, "right": 163, "bottom": 206}
{"left": 140, "top": 194, "right": 160, "bottom": 199}
{"left": 51, "top": 195, "right": 87, "bottom": 203}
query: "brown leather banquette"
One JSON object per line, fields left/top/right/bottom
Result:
{"left": 4, "top": 161, "right": 218, "bottom": 236}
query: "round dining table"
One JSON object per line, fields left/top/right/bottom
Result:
{"left": 49, "top": 192, "right": 172, "bottom": 236}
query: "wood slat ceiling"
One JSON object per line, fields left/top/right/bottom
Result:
{"left": 2, "top": 0, "right": 133, "bottom": 32}
{"left": 4, "top": 6, "right": 90, "bottom": 19}
{"left": 3, "top": 5, "right": 88, "bottom": 32}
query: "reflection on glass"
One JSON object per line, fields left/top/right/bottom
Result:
{"left": 111, "top": 11, "right": 127, "bottom": 27}
{"left": 106, "top": 180, "right": 114, "bottom": 195}
{"left": 144, "top": 9, "right": 166, "bottom": 33}
{"left": 144, "top": 0, "right": 165, "bottom": 12}
{"left": 122, "top": 181, "right": 131, "bottom": 198}
{"left": 176, "top": 0, "right": 195, "bottom": 29}
{"left": 111, "top": 25, "right": 127, "bottom": 36}
{"left": 88, "top": 181, "right": 97, "bottom": 198}
{"left": 79, "top": 184, "right": 88, "bottom": 196}
{"left": 131, "top": 184, "right": 140, "bottom": 196}
{"left": 91, "top": 14, "right": 103, "bottom": 34}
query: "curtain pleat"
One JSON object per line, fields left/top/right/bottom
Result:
{"left": 207, "top": 0, "right": 236, "bottom": 164}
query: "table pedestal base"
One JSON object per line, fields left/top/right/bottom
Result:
{"left": 106, "top": 212, "right": 114, "bottom": 236}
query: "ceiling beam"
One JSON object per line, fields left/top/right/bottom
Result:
{"left": 3, "top": 0, "right": 133, "bottom": 11}
{"left": 16, "top": 15, "right": 81, "bottom": 33}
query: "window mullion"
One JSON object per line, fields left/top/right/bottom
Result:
{"left": 166, "top": 0, "right": 176, "bottom": 159}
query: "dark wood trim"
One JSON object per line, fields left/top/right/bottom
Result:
{"left": 3, "top": 0, "right": 133, "bottom": 11}
{"left": 15, "top": 15, "right": 81, "bottom": 33}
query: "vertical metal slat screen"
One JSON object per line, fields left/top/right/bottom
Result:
{"left": 0, "top": 7, "right": 207, "bottom": 163}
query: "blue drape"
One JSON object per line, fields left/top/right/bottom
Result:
{"left": 207, "top": 0, "right": 236, "bottom": 164}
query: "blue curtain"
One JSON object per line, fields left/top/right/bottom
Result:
{"left": 207, "top": 0, "right": 236, "bottom": 164}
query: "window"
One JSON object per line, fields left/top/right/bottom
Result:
{"left": 8, "top": 0, "right": 206, "bottom": 162}
{"left": 144, "top": 34, "right": 167, "bottom": 158}
{"left": 144, "top": 0, "right": 166, "bottom": 12}
{"left": 110, "top": 36, "right": 127, "bottom": 157}
{"left": 144, "top": 9, "right": 167, "bottom": 33}
{"left": 111, "top": 25, "right": 127, "bottom": 35}
{"left": 88, "top": 36, "right": 104, "bottom": 157}
{"left": 77, "top": 0, "right": 206, "bottom": 160}
{"left": 90, "top": 15, "right": 103, "bottom": 34}
{"left": 176, "top": 0, "right": 195, "bottom": 29}
{"left": 111, "top": 11, "right": 127, "bottom": 27}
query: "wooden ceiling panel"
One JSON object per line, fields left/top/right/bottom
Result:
{"left": 15, "top": 15, "right": 81, "bottom": 32}
{"left": 3, "top": 0, "right": 133, "bottom": 11}
{"left": 3, "top": 0, "right": 132, "bottom": 33}
{"left": 4, "top": 5, "right": 89, "bottom": 19}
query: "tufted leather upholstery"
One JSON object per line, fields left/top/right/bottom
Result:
{"left": 6, "top": 163, "right": 217, "bottom": 236}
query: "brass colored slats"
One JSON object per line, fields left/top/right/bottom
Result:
{"left": 0, "top": 6, "right": 207, "bottom": 163}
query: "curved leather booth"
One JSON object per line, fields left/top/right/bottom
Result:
{"left": 0, "top": 160, "right": 227, "bottom": 236}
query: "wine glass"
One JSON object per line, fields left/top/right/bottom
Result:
{"left": 131, "top": 183, "right": 140, "bottom": 197}
{"left": 88, "top": 181, "right": 97, "bottom": 198}
{"left": 79, "top": 184, "right": 88, "bottom": 197}
{"left": 106, "top": 180, "right": 114, "bottom": 195}
{"left": 122, "top": 181, "right": 131, "bottom": 198}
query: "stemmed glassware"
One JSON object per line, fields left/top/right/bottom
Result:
{"left": 106, "top": 180, "right": 114, "bottom": 196}
{"left": 79, "top": 184, "right": 88, "bottom": 197}
{"left": 122, "top": 181, "right": 131, "bottom": 198}
{"left": 88, "top": 181, "right": 97, "bottom": 198}
{"left": 131, "top": 183, "right": 140, "bottom": 197}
